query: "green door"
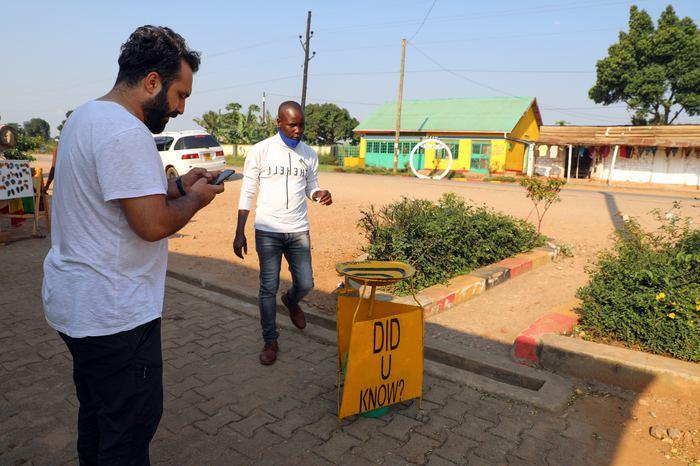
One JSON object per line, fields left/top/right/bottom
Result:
{"left": 469, "top": 141, "right": 491, "bottom": 174}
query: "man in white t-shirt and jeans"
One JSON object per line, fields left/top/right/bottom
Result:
{"left": 233, "top": 101, "right": 332, "bottom": 365}
{"left": 42, "top": 26, "right": 224, "bottom": 464}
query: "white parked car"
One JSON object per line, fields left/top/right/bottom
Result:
{"left": 153, "top": 130, "right": 226, "bottom": 180}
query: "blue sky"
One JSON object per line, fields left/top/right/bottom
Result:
{"left": 1, "top": 0, "right": 698, "bottom": 136}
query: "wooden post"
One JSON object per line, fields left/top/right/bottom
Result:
{"left": 393, "top": 39, "right": 407, "bottom": 174}
{"left": 607, "top": 145, "right": 619, "bottom": 185}
{"left": 566, "top": 144, "right": 573, "bottom": 181}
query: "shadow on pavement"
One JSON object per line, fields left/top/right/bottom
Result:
{"left": 0, "top": 237, "right": 664, "bottom": 465}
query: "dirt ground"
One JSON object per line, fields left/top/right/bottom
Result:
{"left": 161, "top": 167, "right": 698, "bottom": 348}
{"left": 17, "top": 155, "right": 700, "bottom": 348}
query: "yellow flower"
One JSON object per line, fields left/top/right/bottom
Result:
{"left": 671, "top": 302, "right": 678, "bottom": 306}
{"left": 668, "top": 313, "right": 676, "bottom": 319}
{"left": 696, "top": 303, "right": 700, "bottom": 311}
{"left": 655, "top": 292, "right": 666, "bottom": 301}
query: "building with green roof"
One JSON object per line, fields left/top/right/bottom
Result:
{"left": 348, "top": 97, "right": 542, "bottom": 174}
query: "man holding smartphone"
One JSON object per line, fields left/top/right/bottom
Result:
{"left": 42, "top": 26, "right": 224, "bottom": 464}
{"left": 233, "top": 101, "right": 332, "bottom": 365}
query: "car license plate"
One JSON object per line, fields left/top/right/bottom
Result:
{"left": 203, "top": 153, "right": 211, "bottom": 161}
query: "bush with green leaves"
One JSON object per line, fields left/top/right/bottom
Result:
{"left": 1, "top": 127, "right": 39, "bottom": 161}
{"left": 576, "top": 204, "right": 700, "bottom": 362}
{"left": 358, "top": 193, "right": 545, "bottom": 294}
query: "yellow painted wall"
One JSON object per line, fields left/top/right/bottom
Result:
{"left": 504, "top": 107, "right": 539, "bottom": 173}
{"left": 509, "top": 107, "right": 540, "bottom": 141}
{"left": 489, "top": 140, "right": 507, "bottom": 173}
{"left": 457, "top": 139, "right": 471, "bottom": 171}
{"left": 423, "top": 148, "right": 440, "bottom": 170}
{"left": 343, "top": 157, "right": 365, "bottom": 168}
{"left": 506, "top": 141, "right": 526, "bottom": 172}
{"left": 359, "top": 138, "right": 367, "bottom": 158}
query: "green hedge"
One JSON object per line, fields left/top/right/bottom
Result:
{"left": 358, "top": 193, "right": 545, "bottom": 294}
{"left": 576, "top": 209, "right": 700, "bottom": 362}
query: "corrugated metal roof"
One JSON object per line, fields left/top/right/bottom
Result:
{"left": 354, "top": 97, "right": 540, "bottom": 133}
{"left": 538, "top": 125, "right": 700, "bottom": 148}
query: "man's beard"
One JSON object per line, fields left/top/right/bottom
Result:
{"left": 143, "top": 88, "right": 178, "bottom": 134}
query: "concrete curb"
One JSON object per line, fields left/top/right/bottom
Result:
{"left": 538, "top": 333, "right": 700, "bottom": 399}
{"left": 166, "top": 269, "right": 573, "bottom": 412}
{"left": 512, "top": 308, "right": 579, "bottom": 366}
{"left": 358, "top": 245, "right": 560, "bottom": 318}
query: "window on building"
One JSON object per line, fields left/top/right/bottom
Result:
{"left": 436, "top": 143, "right": 459, "bottom": 159}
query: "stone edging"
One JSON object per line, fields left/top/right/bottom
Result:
{"left": 365, "top": 245, "right": 560, "bottom": 318}
{"left": 509, "top": 300, "right": 700, "bottom": 398}
{"left": 537, "top": 333, "right": 700, "bottom": 399}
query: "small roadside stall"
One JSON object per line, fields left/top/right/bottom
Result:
{"left": 535, "top": 125, "right": 700, "bottom": 188}
{"left": 0, "top": 125, "right": 51, "bottom": 245}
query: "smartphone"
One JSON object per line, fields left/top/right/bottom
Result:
{"left": 211, "top": 169, "right": 236, "bottom": 185}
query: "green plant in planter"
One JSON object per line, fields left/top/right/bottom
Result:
{"left": 358, "top": 193, "right": 544, "bottom": 294}
{"left": 576, "top": 204, "right": 700, "bottom": 362}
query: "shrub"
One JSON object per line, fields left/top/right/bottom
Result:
{"left": 358, "top": 193, "right": 545, "bottom": 294}
{"left": 520, "top": 177, "right": 566, "bottom": 233}
{"left": 576, "top": 205, "right": 700, "bottom": 362}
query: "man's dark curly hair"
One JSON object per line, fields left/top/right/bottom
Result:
{"left": 115, "top": 25, "right": 201, "bottom": 88}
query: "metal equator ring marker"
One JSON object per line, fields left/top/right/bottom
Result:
{"left": 409, "top": 137, "right": 453, "bottom": 180}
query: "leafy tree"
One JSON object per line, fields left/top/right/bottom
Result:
{"left": 589, "top": 5, "right": 699, "bottom": 125}
{"left": 554, "top": 120, "right": 569, "bottom": 126}
{"left": 1, "top": 125, "right": 40, "bottom": 161}
{"left": 194, "top": 103, "right": 275, "bottom": 144}
{"left": 192, "top": 111, "right": 221, "bottom": 139}
{"left": 304, "top": 103, "right": 359, "bottom": 145}
{"left": 23, "top": 118, "right": 51, "bottom": 140}
{"left": 57, "top": 110, "right": 73, "bottom": 135}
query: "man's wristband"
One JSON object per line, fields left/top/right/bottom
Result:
{"left": 175, "top": 176, "right": 187, "bottom": 196}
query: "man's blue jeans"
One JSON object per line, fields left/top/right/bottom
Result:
{"left": 255, "top": 229, "right": 314, "bottom": 342}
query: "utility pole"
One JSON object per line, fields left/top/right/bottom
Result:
{"left": 262, "top": 92, "right": 266, "bottom": 124}
{"left": 299, "top": 11, "right": 315, "bottom": 111}
{"left": 393, "top": 38, "right": 407, "bottom": 174}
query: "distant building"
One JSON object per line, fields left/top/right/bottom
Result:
{"left": 349, "top": 97, "right": 542, "bottom": 174}
{"left": 536, "top": 125, "right": 700, "bottom": 187}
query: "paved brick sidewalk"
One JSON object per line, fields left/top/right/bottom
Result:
{"left": 1, "top": 239, "right": 627, "bottom": 465}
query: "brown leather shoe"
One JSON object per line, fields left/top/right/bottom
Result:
{"left": 259, "top": 341, "right": 279, "bottom": 365}
{"left": 281, "top": 293, "right": 307, "bottom": 329}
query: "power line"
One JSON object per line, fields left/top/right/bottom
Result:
{"left": 196, "top": 75, "right": 301, "bottom": 95}
{"left": 408, "top": 43, "right": 518, "bottom": 97}
{"left": 266, "top": 92, "right": 381, "bottom": 106}
{"left": 408, "top": 0, "right": 437, "bottom": 41}
{"left": 315, "top": 0, "right": 643, "bottom": 35}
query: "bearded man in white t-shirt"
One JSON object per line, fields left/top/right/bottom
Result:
{"left": 42, "top": 26, "right": 224, "bottom": 464}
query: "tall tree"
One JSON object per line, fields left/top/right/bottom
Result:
{"left": 23, "top": 118, "right": 51, "bottom": 140}
{"left": 303, "top": 103, "right": 359, "bottom": 145}
{"left": 192, "top": 111, "right": 221, "bottom": 138}
{"left": 194, "top": 103, "right": 275, "bottom": 144}
{"left": 589, "top": 5, "right": 699, "bottom": 125}
{"left": 57, "top": 110, "right": 73, "bottom": 135}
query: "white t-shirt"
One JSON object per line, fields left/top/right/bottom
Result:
{"left": 42, "top": 100, "right": 168, "bottom": 338}
{"left": 238, "top": 133, "right": 321, "bottom": 233}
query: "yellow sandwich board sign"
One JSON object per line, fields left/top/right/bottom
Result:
{"left": 336, "top": 296, "right": 423, "bottom": 419}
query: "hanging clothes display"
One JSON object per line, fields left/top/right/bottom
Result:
{"left": 538, "top": 145, "right": 548, "bottom": 158}
{"left": 549, "top": 145, "right": 559, "bottom": 159}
